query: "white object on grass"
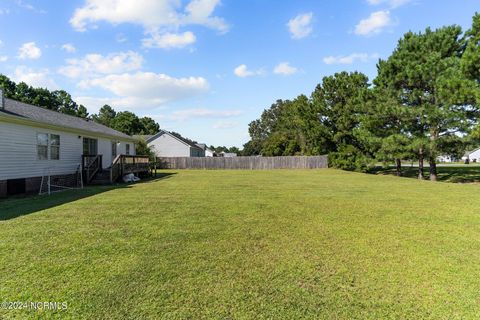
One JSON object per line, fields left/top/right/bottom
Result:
{"left": 123, "top": 173, "right": 140, "bottom": 183}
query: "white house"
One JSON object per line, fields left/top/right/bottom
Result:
{"left": 462, "top": 148, "right": 480, "bottom": 162}
{"left": 220, "top": 152, "right": 237, "bottom": 157}
{"left": 0, "top": 90, "right": 138, "bottom": 197}
{"left": 144, "top": 130, "right": 205, "bottom": 157}
{"left": 196, "top": 143, "right": 215, "bottom": 157}
{"left": 437, "top": 155, "right": 457, "bottom": 163}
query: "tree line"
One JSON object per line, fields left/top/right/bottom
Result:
{"left": 0, "top": 75, "right": 160, "bottom": 136}
{"left": 0, "top": 75, "right": 240, "bottom": 154}
{"left": 242, "top": 13, "right": 480, "bottom": 181}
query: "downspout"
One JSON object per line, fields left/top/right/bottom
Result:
{"left": 0, "top": 89, "right": 4, "bottom": 110}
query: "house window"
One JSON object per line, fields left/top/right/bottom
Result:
{"left": 126, "top": 143, "right": 130, "bottom": 155}
{"left": 37, "top": 133, "right": 48, "bottom": 160}
{"left": 50, "top": 134, "right": 60, "bottom": 160}
{"left": 83, "top": 138, "right": 98, "bottom": 155}
{"left": 112, "top": 141, "right": 117, "bottom": 157}
{"left": 37, "top": 133, "right": 60, "bottom": 160}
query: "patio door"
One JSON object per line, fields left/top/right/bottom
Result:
{"left": 83, "top": 137, "right": 98, "bottom": 156}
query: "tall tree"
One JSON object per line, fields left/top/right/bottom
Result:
{"left": 356, "top": 87, "right": 415, "bottom": 176}
{"left": 14, "top": 82, "right": 35, "bottom": 104}
{"left": 462, "top": 13, "right": 480, "bottom": 138}
{"left": 112, "top": 111, "right": 142, "bottom": 136}
{"left": 53, "top": 90, "right": 79, "bottom": 115}
{"left": 0, "top": 75, "right": 17, "bottom": 97}
{"left": 311, "top": 71, "right": 371, "bottom": 170}
{"left": 31, "top": 87, "right": 57, "bottom": 111}
{"left": 76, "top": 105, "right": 89, "bottom": 119}
{"left": 375, "top": 26, "right": 477, "bottom": 180}
{"left": 461, "top": 13, "right": 480, "bottom": 82}
{"left": 92, "top": 105, "right": 117, "bottom": 127}
{"left": 139, "top": 116, "right": 160, "bottom": 135}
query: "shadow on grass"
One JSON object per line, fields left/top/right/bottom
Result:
{"left": 370, "top": 166, "right": 480, "bottom": 183}
{"left": 0, "top": 172, "right": 176, "bottom": 221}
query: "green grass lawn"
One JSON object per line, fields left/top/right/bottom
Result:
{"left": 1, "top": 169, "right": 480, "bottom": 319}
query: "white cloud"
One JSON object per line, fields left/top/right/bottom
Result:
{"left": 287, "top": 12, "right": 313, "bottom": 39}
{"left": 78, "top": 72, "right": 209, "bottom": 108}
{"left": 70, "top": 0, "right": 228, "bottom": 49}
{"left": 355, "top": 10, "right": 391, "bottom": 36}
{"left": 323, "top": 53, "right": 380, "bottom": 65}
{"left": 12, "top": 66, "right": 58, "bottom": 90}
{"left": 213, "top": 120, "right": 237, "bottom": 129}
{"left": 61, "top": 43, "right": 76, "bottom": 53}
{"left": 167, "top": 108, "right": 242, "bottom": 121}
{"left": 59, "top": 51, "right": 143, "bottom": 78}
{"left": 183, "top": 0, "right": 229, "bottom": 33}
{"left": 366, "top": 0, "right": 412, "bottom": 8}
{"left": 234, "top": 64, "right": 264, "bottom": 78}
{"left": 143, "top": 31, "right": 196, "bottom": 49}
{"left": 71, "top": 0, "right": 178, "bottom": 32}
{"left": 234, "top": 64, "right": 253, "bottom": 78}
{"left": 15, "top": 0, "right": 46, "bottom": 13}
{"left": 273, "top": 62, "right": 298, "bottom": 75}
{"left": 0, "top": 56, "right": 8, "bottom": 62}
{"left": 18, "top": 42, "right": 42, "bottom": 60}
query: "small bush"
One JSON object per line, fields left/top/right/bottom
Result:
{"left": 328, "top": 147, "right": 372, "bottom": 172}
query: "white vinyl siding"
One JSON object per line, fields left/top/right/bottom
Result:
{"left": 148, "top": 134, "right": 191, "bottom": 157}
{"left": 1, "top": 122, "right": 82, "bottom": 179}
{"left": 469, "top": 149, "right": 480, "bottom": 162}
{"left": 0, "top": 120, "right": 135, "bottom": 180}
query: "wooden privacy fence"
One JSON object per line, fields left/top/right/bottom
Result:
{"left": 157, "top": 156, "right": 328, "bottom": 170}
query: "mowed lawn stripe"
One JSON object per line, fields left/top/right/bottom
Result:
{"left": 1, "top": 169, "right": 480, "bottom": 319}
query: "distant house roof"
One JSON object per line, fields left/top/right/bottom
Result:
{"left": 0, "top": 98, "right": 134, "bottom": 141}
{"left": 146, "top": 130, "right": 203, "bottom": 150}
{"left": 195, "top": 143, "right": 213, "bottom": 152}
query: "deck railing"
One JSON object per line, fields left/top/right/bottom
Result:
{"left": 109, "top": 155, "right": 151, "bottom": 183}
{"left": 82, "top": 155, "right": 102, "bottom": 183}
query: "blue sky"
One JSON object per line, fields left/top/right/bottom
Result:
{"left": 0, "top": 0, "right": 479, "bottom": 147}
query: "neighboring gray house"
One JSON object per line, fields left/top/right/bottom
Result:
{"left": 0, "top": 90, "right": 137, "bottom": 197}
{"left": 144, "top": 130, "right": 205, "bottom": 157}
{"left": 462, "top": 148, "right": 480, "bottom": 162}
{"left": 196, "top": 143, "right": 215, "bottom": 157}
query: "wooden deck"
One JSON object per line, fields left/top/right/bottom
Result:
{"left": 82, "top": 154, "right": 151, "bottom": 184}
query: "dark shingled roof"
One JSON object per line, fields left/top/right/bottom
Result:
{"left": 0, "top": 98, "right": 134, "bottom": 140}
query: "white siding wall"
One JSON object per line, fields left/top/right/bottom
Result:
{"left": 0, "top": 121, "right": 135, "bottom": 179}
{"left": 0, "top": 121, "right": 83, "bottom": 180}
{"left": 470, "top": 149, "right": 480, "bottom": 162}
{"left": 117, "top": 141, "right": 135, "bottom": 157}
{"left": 148, "top": 134, "right": 190, "bottom": 157}
{"left": 97, "top": 137, "right": 111, "bottom": 168}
